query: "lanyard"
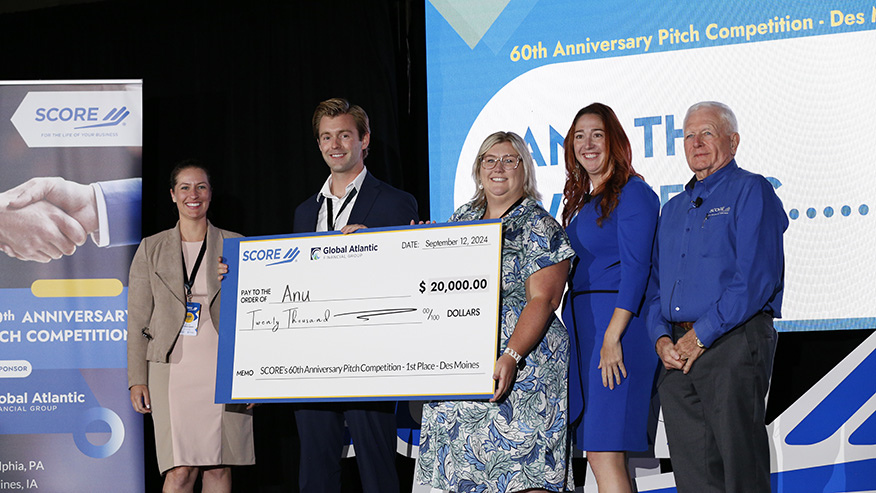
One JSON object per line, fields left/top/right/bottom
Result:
{"left": 182, "top": 237, "right": 207, "bottom": 302}
{"left": 482, "top": 196, "right": 525, "bottom": 220}
{"left": 326, "top": 188, "right": 358, "bottom": 231}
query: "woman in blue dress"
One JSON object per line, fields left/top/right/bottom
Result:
{"left": 417, "top": 131, "right": 575, "bottom": 493}
{"left": 561, "top": 103, "right": 660, "bottom": 492}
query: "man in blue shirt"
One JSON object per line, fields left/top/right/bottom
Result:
{"left": 648, "top": 101, "right": 787, "bottom": 492}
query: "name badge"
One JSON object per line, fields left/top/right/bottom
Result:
{"left": 181, "top": 302, "right": 201, "bottom": 336}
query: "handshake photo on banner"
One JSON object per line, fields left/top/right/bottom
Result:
{"left": 0, "top": 177, "right": 141, "bottom": 262}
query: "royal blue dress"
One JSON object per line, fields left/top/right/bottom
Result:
{"left": 560, "top": 176, "right": 660, "bottom": 451}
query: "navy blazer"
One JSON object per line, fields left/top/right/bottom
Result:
{"left": 293, "top": 171, "right": 418, "bottom": 233}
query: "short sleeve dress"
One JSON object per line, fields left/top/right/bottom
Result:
{"left": 416, "top": 197, "right": 575, "bottom": 492}
{"left": 561, "top": 176, "right": 660, "bottom": 451}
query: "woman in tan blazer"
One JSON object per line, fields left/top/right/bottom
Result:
{"left": 127, "top": 160, "right": 253, "bottom": 492}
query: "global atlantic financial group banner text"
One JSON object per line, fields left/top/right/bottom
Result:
{"left": 0, "top": 81, "right": 144, "bottom": 492}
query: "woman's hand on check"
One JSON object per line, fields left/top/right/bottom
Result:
{"left": 218, "top": 256, "right": 229, "bottom": 281}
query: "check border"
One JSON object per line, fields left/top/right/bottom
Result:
{"left": 215, "top": 220, "right": 503, "bottom": 403}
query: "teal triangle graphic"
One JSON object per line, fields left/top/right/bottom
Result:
{"left": 429, "top": 0, "right": 511, "bottom": 49}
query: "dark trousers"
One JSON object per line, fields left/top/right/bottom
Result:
{"left": 294, "top": 401, "right": 399, "bottom": 493}
{"left": 658, "top": 313, "right": 777, "bottom": 492}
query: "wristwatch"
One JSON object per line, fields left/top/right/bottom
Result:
{"left": 503, "top": 346, "right": 525, "bottom": 369}
{"left": 695, "top": 336, "right": 706, "bottom": 349}
{"left": 503, "top": 346, "right": 522, "bottom": 364}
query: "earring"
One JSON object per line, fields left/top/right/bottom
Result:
{"left": 478, "top": 183, "right": 484, "bottom": 190}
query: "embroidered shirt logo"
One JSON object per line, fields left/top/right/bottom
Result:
{"left": 706, "top": 206, "right": 731, "bottom": 217}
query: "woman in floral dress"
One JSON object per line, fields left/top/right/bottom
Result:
{"left": 417, "top": 131, "right": 574, "bottom": 493}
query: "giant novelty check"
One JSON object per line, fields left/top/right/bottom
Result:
{"left": 215, "top": 221, "right": 503, "bottom": 403}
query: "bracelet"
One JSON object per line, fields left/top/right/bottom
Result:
{"left": 503, "top": 346, "right": 522, "bottom": 364}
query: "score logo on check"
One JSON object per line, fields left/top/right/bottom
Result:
{"left": 241, "top": 246, "right": 300, "bottom": 266}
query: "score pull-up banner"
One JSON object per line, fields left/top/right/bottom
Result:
{"left": 0, "top": 81, "right": 143, "bottom": 492}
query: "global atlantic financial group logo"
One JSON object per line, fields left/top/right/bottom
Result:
{"left": 11, "top": 90, "right": 142, "bottom": 148}
{"left": 307, "top": 243, "right": 379, "bottom": 261}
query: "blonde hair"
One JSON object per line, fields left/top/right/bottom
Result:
{"left": 470, "top": 131, "right": 541, "bottom": 209}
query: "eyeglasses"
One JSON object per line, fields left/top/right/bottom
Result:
{"left": 480, "top": 154, "right": 521, "bottom": 170}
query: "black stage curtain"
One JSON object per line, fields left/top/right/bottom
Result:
{"left": 0, "top": 0, "right": 430, "bottom": 239}
{"left": 1, "top": 1, "right": 872, "bottom": 492}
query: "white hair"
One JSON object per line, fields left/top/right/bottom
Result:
{"left": 684, "top": 101, "right": 738, "bottom": 134}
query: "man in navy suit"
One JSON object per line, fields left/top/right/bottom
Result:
{"left": 292, "top": 98, "right": 418, "bottom": 493}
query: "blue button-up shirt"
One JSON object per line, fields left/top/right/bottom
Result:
{"left": 648, "top": 160, "right": 788, "bottom": 347}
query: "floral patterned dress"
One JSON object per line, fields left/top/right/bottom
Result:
{"left": 417, "top": 197, "right": 575, "bottom": 493}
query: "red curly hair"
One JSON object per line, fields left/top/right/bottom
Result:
{"left": 562, "top": 103, "right": 641, "bottom": 228}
